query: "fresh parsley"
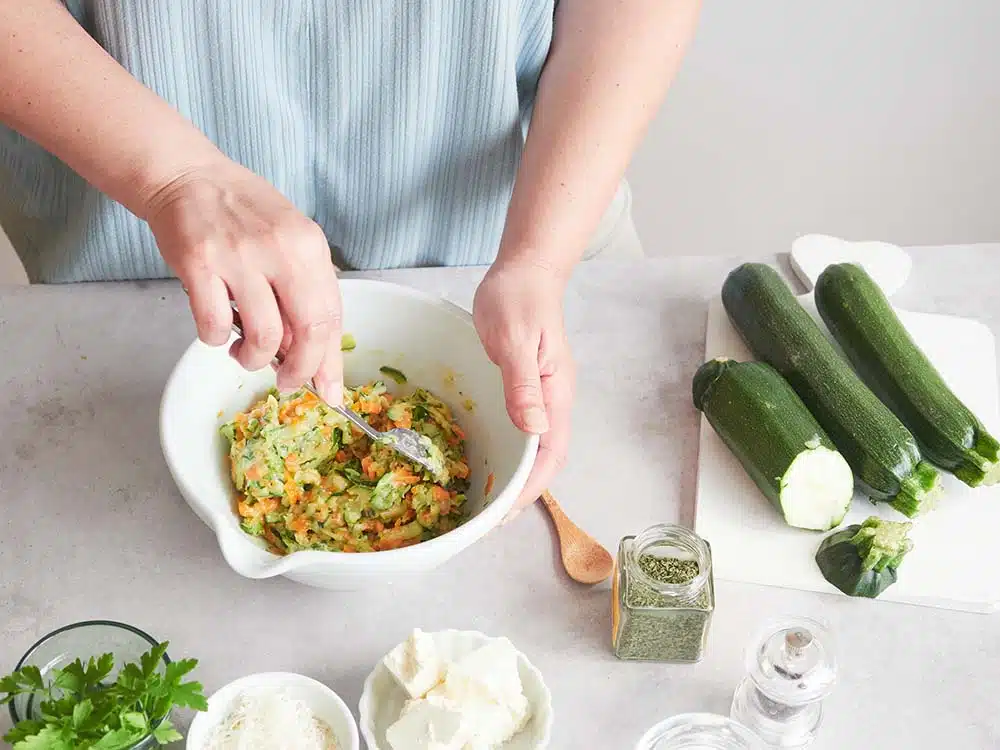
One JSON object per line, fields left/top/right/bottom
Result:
{"left": 0, "top": 641, "right": 208, "bottom": 750}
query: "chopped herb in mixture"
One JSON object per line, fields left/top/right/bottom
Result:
{"left": 221, "top": 382, "right": 471, "bottom": 554}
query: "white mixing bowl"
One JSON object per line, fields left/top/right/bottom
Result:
{"left": 160, "top": 279, "right": 538, "bottom": 590}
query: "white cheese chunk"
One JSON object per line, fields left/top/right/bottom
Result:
{"left": 383, "top": 629, "right": 447, "bottom": 699}
{"left": 385, "top": 697, "right": 465, "bottom": 750}
{"left": 461, "top": 694, "right": 530, "bottom": 749}
{"left": 384, "top": 632, "right": 534, "bottom": 749}
{"left": 445, "top": 637, "right": 525, "bottom": 706}
{"left": 424, "top": 638, "right": 531, "bottom": 747}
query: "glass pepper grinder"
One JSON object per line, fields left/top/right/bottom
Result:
{"left": 636, "top": 713, "right": 766, "bottom": 750}
{"left": 730, "top": 616, "right": 837, "bottom": 748}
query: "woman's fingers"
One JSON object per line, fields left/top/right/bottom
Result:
{"left": 506, "top": 348, "right": 575, "bottom": 520}
{"left": 228, "top": 272, "right": 284, "bottom": 371}
{"left": 312, "top": 264, "right": 345, "bottom": 404}
{"left": 498, "top": 340, "right": 550, "bottom": 435}
{"left": 272, "top": 280, "right": 333, "bottom": 393}
{"left": 185, "top": 272, "right": 232, "bottom": 346}
{"left": 261, "top": 222, "right": 343, "bottom": 399}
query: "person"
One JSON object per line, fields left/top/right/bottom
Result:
{"left": 0, "top": 1, "right": 700, "bottom": 520}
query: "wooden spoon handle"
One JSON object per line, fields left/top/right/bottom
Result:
{"left": 539, "top": 490, "right": 567, "bottom": 524}
{"left": 539, "top": 490, "right": 614, "bottom": 585}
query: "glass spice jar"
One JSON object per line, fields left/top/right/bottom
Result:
{"left": 611, "top": 523, "right": 715, "bottom": 663}
{"left": 636, "top": 713, "right": 766, "bottom": 750}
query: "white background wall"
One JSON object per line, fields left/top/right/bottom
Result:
{"left": 2, "top": 0, "right": 998, "bottom": 282}
{"left": 627, "top": 0, "right": 1000, "bottom": 256}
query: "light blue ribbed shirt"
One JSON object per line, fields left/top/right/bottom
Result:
{"left": 0, "top": 1, "right": 554, "bottom": 282}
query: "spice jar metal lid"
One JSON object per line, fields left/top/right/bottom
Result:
{"left": 744, "top": 616, "right": 837, "bottom": 706}
{"left": 636, "top": 713, "right": 766, "bottom": 750}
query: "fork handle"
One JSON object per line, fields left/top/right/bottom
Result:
{"left": 332, "top": 402, "right": 383, "bottom": 441}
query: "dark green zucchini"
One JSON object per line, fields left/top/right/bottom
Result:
{"left": 721, "top": 263, "right": 941, "bottom": 518}
{"left": 815, "top": 262, "right": 1000, "bottom": 488}
{"left": 815, "top": 516, "right": 913, "bottom": 598}
{"left": 693, "top": 358, "right": 853, "bottom": 530}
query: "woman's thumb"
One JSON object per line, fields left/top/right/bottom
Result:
{"left": 499, "top": 348, "right": 550, "bottom": 435}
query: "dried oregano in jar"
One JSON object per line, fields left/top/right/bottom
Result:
{"left": 611, "top": 524, "right": 715, "bottom": 663}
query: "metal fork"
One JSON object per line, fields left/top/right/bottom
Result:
{"left": 226, "top": 303, "right": 443, "bottom": 479}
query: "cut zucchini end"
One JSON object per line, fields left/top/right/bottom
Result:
{"left": 814, "top": 521, "right": 901, "bottom": 599}
{"left": 815, "top": 516, "right": 912, "bottom": 599}
{"left": 779, "top": 445, "right": 854, "bottom": 531}
{"left": 978, "top": 460, "right": 1000, "bottom": 488}
{"left": 954, "top": 457, "right": 1000, "bottom": 488}
{"left": 975, "top": 429, "right": 1000, "bottom": 462}
{"left": 889, "top": 461, "right": 943, "bottom": 518}
{"left": 955, "top": 431, "right": 1000, "bottom": 487}
{"left": 851, "top": 516, "right": 914, "bottom": 572}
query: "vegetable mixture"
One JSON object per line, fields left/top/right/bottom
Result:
{"left": 221, "top": 381, "right": 471, "bottom": 554}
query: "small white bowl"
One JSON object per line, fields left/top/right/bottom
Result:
{"left": 160, "top": 279, "right": 539, "bottom": 590}
{"left": 359, "top": 630, "right": 553, "bottom": 750}
{"left": 185, "top": 672, "right": 360, "bottom": 750}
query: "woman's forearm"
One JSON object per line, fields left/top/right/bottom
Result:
{"left": 0, "top": 1, "right": 223, "bottom": 218}
{"left": 497, "top": 0, "right": 701, "bottom": 276}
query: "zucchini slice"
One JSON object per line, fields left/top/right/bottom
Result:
{"left": 693, "top": 358, "right": 853, "bottom": 531}
{"left": 721, "top": 263, "right": 942, "bottom": 518}
{"left": 815, "top": 516, "right": 913, "bottom": 598}
{"left": 815, "top": 262, "right": 1000, "bottom": 488}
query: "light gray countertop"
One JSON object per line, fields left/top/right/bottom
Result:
{"left": 1, "top": 246, "right": 998, "bottom": 749}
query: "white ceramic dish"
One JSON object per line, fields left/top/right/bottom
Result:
{"left": 185, "top": 671, "right": 360, "bottom": 750}
{"left": 160, "top": 279, "right": 538, "bottom": 590}
{"left": 358, "top": 629, "right": 553, "bottom": 750}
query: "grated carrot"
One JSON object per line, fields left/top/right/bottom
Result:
{"left": 361, "top": 455, "right": 379, "bottom": 480}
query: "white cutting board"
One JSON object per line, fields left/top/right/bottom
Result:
{"left": 694, "top": 235, "right": 1000, "bottom": 613}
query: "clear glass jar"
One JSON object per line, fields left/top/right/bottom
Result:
{"left": 7, "top": 620, "right": 171, "bottom": 750}
{"left": 612, "top": 523, "right": 715, "bottom": 663}
{"left": 637, "top": 713, "right": 766, "bottom": 750}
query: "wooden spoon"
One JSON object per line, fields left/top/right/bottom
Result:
{"left": 539, "top": 490, "right": 614, "bottom": 585}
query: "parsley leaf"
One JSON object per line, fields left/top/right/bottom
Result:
{"left": 152, "top": 720, "right": 183, "bottom": 744}
{"left": 12, "top": 726, "right": 73, "bottom": 750}
{"left": 0, "top": 640, "right": 207, "bottom": 748}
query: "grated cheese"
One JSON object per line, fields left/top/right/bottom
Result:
{"left": 203, "top": 688, "right": 339, "bottom": 750}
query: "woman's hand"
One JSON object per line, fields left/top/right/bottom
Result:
{"left": 473, "top": 261, "right": 576, "bottom": 521}
{"left": 143, "top": 158, "right": 344, "bottom": 403}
